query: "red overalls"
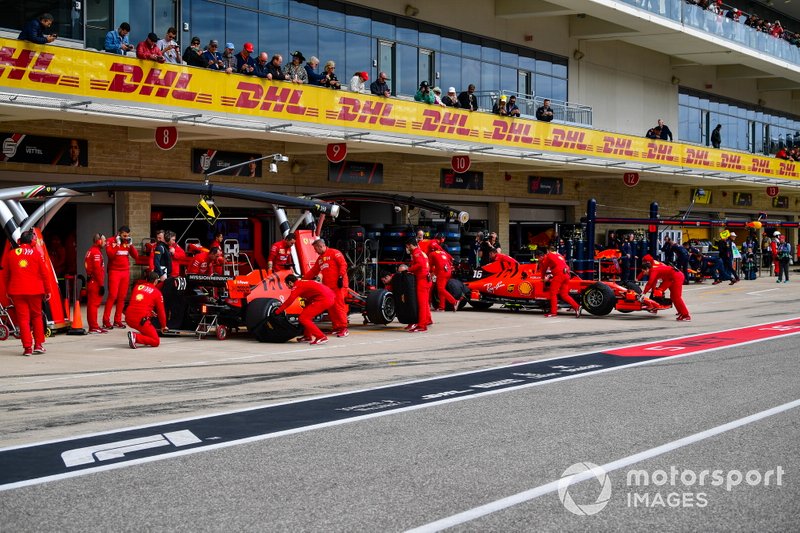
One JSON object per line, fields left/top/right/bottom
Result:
{"left": 429, "top": 249, "right": 457, "bottom": 310}
{"left": 304, "top": 247, "right": 349, "bottom": 332}
{"left": 187, "top": 251, "right": 214, "bottom": 275}
{"left": 268, "top": 239, "right": 295, "bottom": 272}
{"left": 84, "top": 244, "right": 105, "bottom": 330}
{"left": 275, "top": 280, "right": 335, "bottom": 340}
{"left": 124, "top": 282, "right": 167, "bottom": 347}
{"left": 1, "top": 244, "right": 49, "bottom": 351}
{"left": 539, "top": 251, "right": 580, "bottom": 316}
{"left": 409, "top": 247, "right": 432, "bottom": 328}
{"left": 103, "top": 239, "right": 139, "bottom": 326}
{"left": 643, "top": 263, "right": 689, "bottom": 318}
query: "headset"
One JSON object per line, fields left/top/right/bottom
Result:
{"left": 93, "top": 233, "right": 105, "bottom": 246}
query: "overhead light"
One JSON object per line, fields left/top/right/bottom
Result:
{"left": 573, "top": 50, "right": 585, "bottom": 61}
{"left": 671, "top": 75, "right": 680, "bottom": 85}
{"left": 404, "top": 4, "right": 419, "bottom": 17}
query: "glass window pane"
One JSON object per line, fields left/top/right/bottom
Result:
{"left": 534, "top": 73, "right": 553, "bottom": 100}
{"left": 344, "top": 32, "right": 371, "bottom": 84}
{"left": 419, "top": 51, "right": 432, "bottom": 86}
{"left": 441, "top": 28, "right": 461, "bottom": 54}
{"left": 482, "top": 40, "right": 500, "bottom": 63}
{"left": 500, "top": 45, "right": 518, "bottom": 68}
{"left": 418, "top": 23, "right": 440, "bottom": 50}
{"left": 227, "top": 6, "right": 258, "bottom": 50}
{"left": 346, "top": 4, "right": 371, "bottom": 33}
{"left": 552, "top": 60, "right": 567, "bottom": 79}
{"left": 229, "top": 0, "right": 258, "bottom": 8}
{"left": 440, "top": 53, "right": 461, "bottom": 94}
{"left": 481, "top": 65, "right": 498, "bottom": 94}
{"left": 519, "top": 53, "right": 535, "bottom": 72}
{"left": 290, "top": 0, "right": 317, "bottom": 23}
{"left": 318, "top": 0, "right": 344, "bottom": 27}
{"left": 396, "top": 18, "right": 418, "bottom": 44}
{"left": 500, "top": 67, "right": 516, "bottom": 93}
{"left": 462, "top": 38, "right": 481, "bottom": 59}
{"left": 289, "top": 20, "right": 317, "bottom": 59}
{"left": 189, "top": 0, "right": 222, "bottom": 49}
{"left": 535, "top": 58, "right": 553, "bottom": 76}
{"left": 552, "top": 77, "right": 567, "bottom": 102}
{"left": 462, "top": 58, "right": 481, "bottom": 90}
{"left": 397, "top": 44, "right": 418, "bottom": 96}
{"left": 260, "top": 0, "right": 288, "bottom": 15}
{"left": 372, "top": 12, "right": 395, "bottom": 40}
{"left": 319, "top": 27, "right": 345, "bottom": 68}
{"left": 260, "top": 13, "right": 288, "bottom": 58}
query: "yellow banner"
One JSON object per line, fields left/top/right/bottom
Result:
{"left": 1, "top": 38, "right": 797, "bottom": 182}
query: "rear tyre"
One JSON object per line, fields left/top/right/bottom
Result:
{"left": 468, "top": 300, "right": 494, "bottom": 310}
{"left": 246, "top": 298, "right": 302, "bottom": 343}
{"left": 0, "top": 324, "right": 8, "bottom": 341}
{"left": 365, "top": 289, "right": 395, "bottom": 325}
{"left": 581, "top": 282, "right": 616, "bottom": 316}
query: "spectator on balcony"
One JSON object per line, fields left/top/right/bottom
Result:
{"left": 137, "top": 33, "right": 166, "bottom": 63}
{"left": 775, "top": 146, "right": 790, "bottom": 160}
{"left": 157, "top": 27, "right": 181, "bottom": 64}
{"left": 536, "top": 99, "right": 554, "bottom": 122}
{"left": 183, "top": 36, "right": 205, "bottom": 68}
{"left": 646, "top": 126, "right": 662, "bottom": 139}
{"left": 266, "top": 54, "right": 291, "bottom": 81}
{"left": 493, "top": 94, "right": 509, "bottom": 116}
{"left": 236, "top": 43, "right": 256, "bottom": 75}
{"left": 415, "top": 81, "right": 435, "bottom": 104}
{"left": 20, "top": 13, "right": 57, "bottom": 45}
{"left": 321, "top": 61, "right": 342, "bottom": 89}
{"left": 221, "top": 43, "right": 236, "bottom": 73}
{"left": 432, "top": 87, "right": 447, "bottom": 106}
{"left": 104, "top": 22, "right": 133, "bottom": 54}
{"left": 305, "top": 56, "right": 326, "bottom": 86}
{"left": 506, "top": 95, "right": 521, "bottom": 117}
{"left": 457, "top": 84, "right": 478, "bottom": 111}
{"left": 349, "top": 71, "right": 369, "bottom": 93}
{"left": 711, "top": 124, "right": 722, "bottom": 149}
{"left": 286, "top": 51, "right": 308, "bottom": 84}
{"left": 790, "top": 147, "right": 800, "bottom": 161}
{"left": 442, "top": 87, "right": 460, "bottom": 108}
{"left": 254, "top": 52, "right": 271, "bottom": 78}
{"left": 370, "top": 72, "right": 391, "bottom": 97}
{"left": 657, "top": 119, "right": 673, "bottom": 141}
{"left": 201, "top": 40, "right": 225, "bottom": 70}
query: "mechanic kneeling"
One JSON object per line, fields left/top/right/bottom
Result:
{"left": 125, "top": 271, "right": 169, "bottom": 349}
{"left": 275, "top": 274, "right": 335, "bottom": 345}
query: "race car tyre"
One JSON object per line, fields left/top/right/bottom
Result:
{"left": 581, "top": 282, "right": 616, "bottom": 316}
{"left": 365, "top": 289, "right": 395, "bottom": 325}
{"left": 430, "top": 279, "right": 469, "bottom": 310}
{"left": 0, "top": 324, "right": 8, "bottom": 341}
{"left": 392, "top": 272, "right": 418, "bottom": 325}
{"left": 246, "top": 298, "right": 303, "bottom": 343}
{"left": 468, "top": 300, "right": 494, "bottom": 310}
{"left": 216, "top": 325, "right": 228, "bottom": 340}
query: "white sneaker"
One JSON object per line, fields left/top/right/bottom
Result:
{"left": 127, "top": 331, "right": 137, "bottom": 349}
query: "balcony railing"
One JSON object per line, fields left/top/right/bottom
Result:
{"left": 620, "top": 0, "right": 800, "bottom": 65}
{"left": 476, "top": 91, "right": 594, "bottom": 127}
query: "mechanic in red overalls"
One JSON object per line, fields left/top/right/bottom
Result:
{"left": 267, "top": 234, "right": 296, "bottom": 273}
{"left": 125, "top": 271, "right": 168, "bottom": 348}
{"left": 304, "top": 238, "right": 349, "bottom": 337}
{"left": 429, "top": 248, "right": 457, "bottom": 312}
{"left": 275, "top": 274, "right": 335, "bottom": 345}
{"left": 405, "top": 237, "right": 432, "bottom": 332}
{"left": 641, "top": 254, "right": 691, "bottom": 321}
{"left": 489, "top": 247, "right": 519, "bottom": 267}
{"left": 84, "top": 233, "right": 108, "bottom": 333}
{"left": 1, "top": 230, "right": 51, "bottom": 356}
{"left": 539, "top": 245, "right": 581, "bottom": 318}
{"left": 102, "top": 225, "right": 139, "bottom": 329}
{"left": 187, "top": 247, "right": 221, "bottom": 275}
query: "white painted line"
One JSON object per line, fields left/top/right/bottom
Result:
{"left": 93, "top": 348, "right": 117, "bottom": 351}
{"left": 406, "top": 397, "right": 800, "bottom": 533}
{"left": 25, "top": 372, "right": 113, "bottom": 384}
{"left": 747, "top": 288, "right": 781, "bottom": 295}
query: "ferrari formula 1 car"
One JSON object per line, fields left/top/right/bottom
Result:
{"left": 464, "top": 261, "right": 672, "bottom": 315}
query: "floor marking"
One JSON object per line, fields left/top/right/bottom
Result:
{"left": 2, "top": 317, "right": 799, "bottom": 491}
{"left": 406, "top": 398, "right": 800, "bottom": 533}
{"left": 747, "top": 288, "right": 781, "bottom": 295}
{"left": 23, "top": 372, "right": 113, "bottom": 384}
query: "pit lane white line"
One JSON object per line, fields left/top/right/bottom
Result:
{"left": 406, "top": 398, "right": 800, "bottom": 533}
{"left": 746, "top": 288, "right": 781, "bottom": 296}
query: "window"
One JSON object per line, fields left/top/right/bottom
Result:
{"left": 419, "top": 49, "right": 433, "bottom": 87}
{"left": 396, "top": 44, "right": 418, "bottom": 96}
{"left": 260, "top": 13, "right": 288, "bottom": 59}
{"left": 289, "top": 19, "right": 318, "bottom": 59}
{"left": 227, "top": 7, "right": 259, "bottom": 50}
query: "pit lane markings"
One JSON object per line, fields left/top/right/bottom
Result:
{"left": 746, "top": 288, "right": 781, "bottom": 296}
{"left": 2, "top": 318, "right": 799, "bottom": 491}
{"left": 406, "top": 397, "right": 800, "bottom": 533}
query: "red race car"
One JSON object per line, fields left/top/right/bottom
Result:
{"left": 465, "top": 261, "right": 671, "bottom": 316}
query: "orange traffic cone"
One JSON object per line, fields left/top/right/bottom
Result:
{"left": 67, "top": 297, "right": 87, "bottom": 335}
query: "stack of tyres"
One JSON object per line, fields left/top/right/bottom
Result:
{"left": 391, "top": 272, "right": 418, "bottom": 324}
{"left": 440, "top": 222, "right": 462, "bottom": 261}
{"left": 382, "top": 225, "right": 410, "bottom": 261}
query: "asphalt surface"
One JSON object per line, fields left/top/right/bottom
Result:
{"left": 0, "top": 274, "right": 798, "bottom": 531}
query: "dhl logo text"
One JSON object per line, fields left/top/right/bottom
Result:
{"left": 418, "top": 109, "right": 471, "bottom": 135}
{"left": 550, "top": 128, "right": 588, "bottom": 150}
{"left": 232, "top": 82, "right": 306, "bottom": 114}
{"left": 104, "top": 63, "right": 197, "bottom": 100}
{"left": 720, "top": 153, "right": 745, "bottom": 170}
{"left": 750, "top": 158, "right": 771, "bottom": 173}
{"left": 0, "top": 46, "right": 59, "bottom": 84}
{"left": 601, "top": 136, "right": 634, "bottom": 157}
{"left": 645, "top": 142, "right": 678, "bottom": 161}
{"left": 777, "top": 161, "right": 798, "bottom": 177}
{"left": 335, "top": 97, "right": 396, "bottom": 125}
{"left": 490, "top": 120, "right": 534, "bottom": 144}
{"left": 685, "top": 148, "right": 712, "bottom": 166}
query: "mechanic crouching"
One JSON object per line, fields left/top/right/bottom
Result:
{"left": 304, "top": 238, "right": 349, "bottom": 338}
{"left": 275, "top": 274, "right": 334, "bottom": 345}
{"left": 125, "top": 271, "right": 169, "bottom": 349}
{"left": 640, "top": 254, "right": 691, "bottom": 321}
{"left": 539, "top": 244, "right": 581, "bottom": 318}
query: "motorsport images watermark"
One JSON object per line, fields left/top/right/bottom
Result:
{"left": 558, "top": 462, "right": 785, "bottom": 515}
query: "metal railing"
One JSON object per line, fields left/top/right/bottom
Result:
{"left": 475, "top": 90, "right": 594, "bottom": 127}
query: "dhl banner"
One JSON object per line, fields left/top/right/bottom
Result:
{"left": 1, "top": 38, "right": 798, "bottom": 182}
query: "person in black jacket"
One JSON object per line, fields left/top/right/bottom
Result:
{"left": 370, "top": 72, "right": 391, "bottom": 97}
{"left": 657, "top": 119, "right": 674, "bottom": 141}
{"left": 536, "top": 99, "right": 554, "bottom": 122}
{"left": 711, "top": 124, "right": 722, "bottom": 148}
{"left": 18, "top": 13, "right": 56, "bottom": 44}
{"left": 457, "top": 84, "right": 478, "bottom": 111}
{"left": 183, "top": 36, "right": 205, "bottom": 67}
